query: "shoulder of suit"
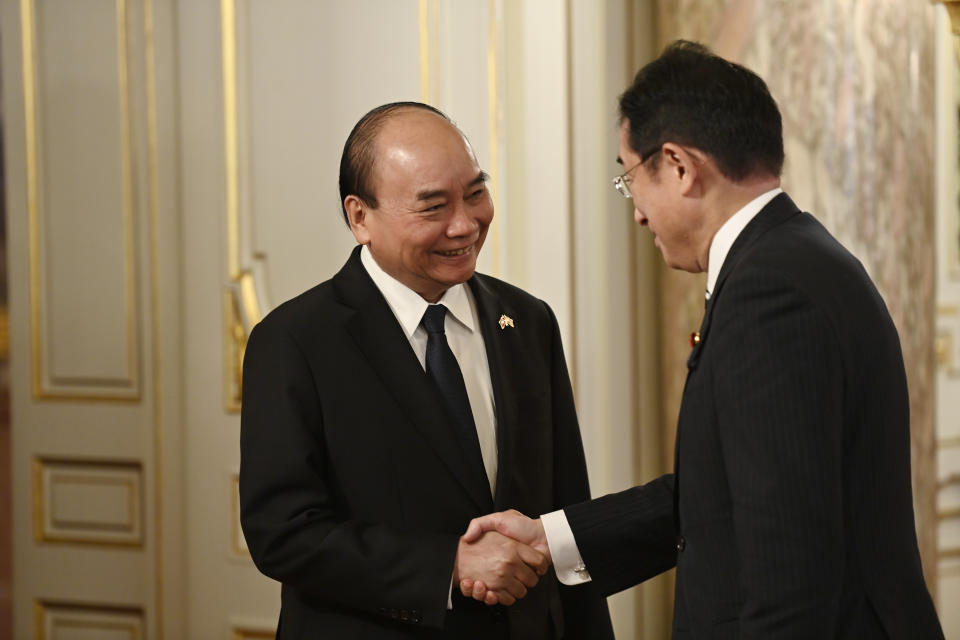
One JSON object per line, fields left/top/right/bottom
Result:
{"left": 472, "top": 272, "right": 552, "bottom": 314}
{"left": 740, "top": 213, "right": 864, "bottom": 275}
{"left": 255, "top": 278, "right": 347, "bottom": 334}
{"left": 725, "top": 213, "right": 881, "bottom": 313}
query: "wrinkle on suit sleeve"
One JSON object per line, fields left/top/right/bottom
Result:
{"left": 564, "top": 476, "right": 677, "bottom": 597}
{"left": 239, "top": 318, "right": 458, "bottom": 629}
{"left": 712, "top": 268, "right": 845, "bottom": 637}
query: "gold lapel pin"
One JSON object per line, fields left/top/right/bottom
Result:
{"left": 499, "top": 314, "right": 515, "bottom": 330}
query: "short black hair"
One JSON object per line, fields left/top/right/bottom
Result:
{"left": 338, "top": 101, "right": 450, "bottom": 226}
{"left": 619, "top": 40, "right": 784, "bottom": 181}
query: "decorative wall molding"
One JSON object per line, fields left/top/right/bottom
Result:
{"left": 231, "top": 472, "right": 248, "bottom": 558}
{"left": 934, "top": 0, "right": 960, "bottom": 34}
{"left": 35, "top": 600, "right": 144, "bottom": 640}
{"left": 938, "top": 306, "right": 960, "bottom": 378}
{"left": 21, "top": 0, "right": 144, "bottom": 401}
{"left": 34, "top": 457, "right": 143, "bottom": 547}
{"left": 232, "top": 624, "right": 275, "bottom": 640}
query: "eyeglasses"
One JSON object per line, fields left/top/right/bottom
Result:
{"left": 611, "top": 147, "right": 660, "bottom": 199}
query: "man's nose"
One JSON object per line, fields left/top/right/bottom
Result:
{"left": 447, "top": 203, "right": 479, "bottom": 236}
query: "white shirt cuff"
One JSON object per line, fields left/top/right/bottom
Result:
{"left": 541, "top": 509, "right": 591, "bottom": 585}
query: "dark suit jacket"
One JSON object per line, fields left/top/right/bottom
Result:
{"left": 240, "top": 246, "right": 613, "bottom": 639}
{"left": 565, "top": 194, "right": 943, "bottom": 639}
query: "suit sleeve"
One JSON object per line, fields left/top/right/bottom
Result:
{"left": 563, "top": 476, "right": 677, "bottom": 596}
{"left": 538, "top": 303, "right": 614, "bottom": 640}
{"left": 239, "top": 319, "right": 458, "bottom": 629}
{"left": 713, "top": 269, "right": 844, "bottom": 637}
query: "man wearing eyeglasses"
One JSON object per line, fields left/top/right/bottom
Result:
{"left": 239, "top": 102, "right": 613, "bottom": 639}
{"left": 461, "top": 40, "right": 944, "bottom": 639}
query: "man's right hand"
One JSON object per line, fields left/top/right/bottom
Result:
{"left": 452, "top": 530, "right": 548, "bottom": 606}
{"left": 458, "top": 510, "right": 551, "bottom": 605}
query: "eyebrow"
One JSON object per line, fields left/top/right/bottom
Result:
{"left": 415, "top": 171, "right": 490, "bottom": 201}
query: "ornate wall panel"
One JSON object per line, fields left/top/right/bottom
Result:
{"left": 22, "top": 0, "right": 142, "bottom": 400}
{"left": 36, "top": 601, "right": 144, "bottom": 640}
{"left": 656, "top": 0, "right": 940, "bottom": 585}
{"left": 232, "top": 627, "right": 274, "bottom": 640}
{"left": 34, "top": 458, "right": 142, "bottom": 546}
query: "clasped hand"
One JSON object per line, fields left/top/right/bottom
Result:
{"left": 455, "top": 509, "right": 551, "bottom": 606}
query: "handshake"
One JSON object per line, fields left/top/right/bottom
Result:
{"left": 453, "top": 509, "right": 550, "bottom": 606}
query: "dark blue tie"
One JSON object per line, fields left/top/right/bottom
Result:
{"left": 421, "top": 304, "right": 488, "bottom": 489}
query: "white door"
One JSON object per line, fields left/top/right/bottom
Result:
{"left": 1, "top": 0, "right": 186, "bottom": 637}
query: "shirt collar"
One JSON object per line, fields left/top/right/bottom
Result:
{"left": 360, "top": 245, "right": 476, "bottom": 338}
{"left": 706, "top": 187, "right": 782, "bottom": 298}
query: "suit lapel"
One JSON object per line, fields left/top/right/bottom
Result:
{"left": 687, "top": 192, "right": 800, "bottom": 370}
{"left": 332, "top": 247, "right": 493, "bottom": 511}
{"left": 467, "top": 276, "right": 518, "bottom": 510}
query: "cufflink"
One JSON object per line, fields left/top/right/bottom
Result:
{"left": 573, "top": 562, "right": 590, "bottom": 579}
{"left": 690, "top": 332, "right": 700, "bottom": 347}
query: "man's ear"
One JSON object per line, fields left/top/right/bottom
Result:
{"left": 344, "top": 195, "right": 371, "bottom": 244}
{"left": 660, "top": 142, "right": 704, "bottom": 196}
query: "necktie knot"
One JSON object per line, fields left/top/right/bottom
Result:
{"left": 422, "top": 304, "right": 447, "bottom": 335}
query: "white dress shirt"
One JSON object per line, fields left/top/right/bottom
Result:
{"left": 360, "top": 245, "right": 499, "bottom": 494}
{"left": 542, "top": 187, "right": 783, "bottom": 585}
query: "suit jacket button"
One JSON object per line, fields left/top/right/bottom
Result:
{"left": 677, "top": 536, "right": 686, "bottom": 552}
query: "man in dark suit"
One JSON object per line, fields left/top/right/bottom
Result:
{"left": 239, "top": 102, "right": 613, "bottom": 639}
{"left": 461, "top": 41, "right": 944, "bottom": 638}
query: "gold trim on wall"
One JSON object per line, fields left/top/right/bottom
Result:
{"left": 939, "top": 305, "right": 960, "bottom": 376}
{"left": 222, "top": 0, "right": 240, "bottom": 280}
{"left": 224, "top": 290, "right": 244, "bottom": 413}
{"left": 939, "top": 474, "right": 960, "bottom": 560}
{"left": 935, "top": 0, "right": 960, "bottom": 34}
{"left": 940, "top": 435, "right": 960, "bottom": 449}
{"left": 221, "top": 0, "right": 241, "bottom": 414}
{"left": 33, "top": 457, "right": 144, "bottom": 547}
{"left": 232, "top": 626, "right": 275, "bottom": 640}
{"left": 231, "top": 473, "right": 249, "bottom": 557}
{"left": 486, "top": 0, "right": 502, "bottom": 278}
{"left": 36, "top": 600, "right": 144, "bottom": 640}
{"left": 418, "top": 0, "right": 441, "bottom": 105}
{"left": 21, "top": 0, "right": 142, "bottom": 401}
{"left": 142, "top": 0, "right": 166, "bottom": 632}
{"left": 220, "top": 0, "right": 265, "bottom": 412}
{"left": 419, "top": 0, "right": 430, "bottom": 102}
{"left": 21, "top": 0, "right": 40, "bottom": 398}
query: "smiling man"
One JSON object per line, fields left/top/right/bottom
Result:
{"left": 239, "top": 103, "right": 612, "bottom": 640}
